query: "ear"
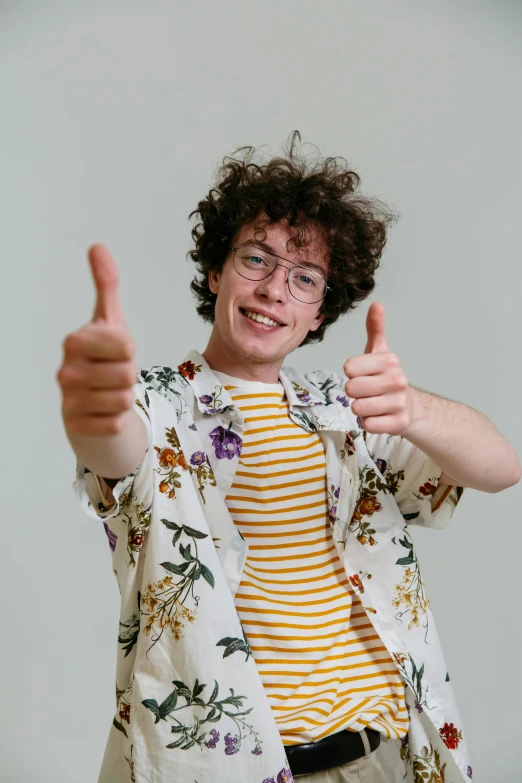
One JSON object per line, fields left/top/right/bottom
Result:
{"left": 208, "top": 269, "right": 220, "bottom": 295}
{"left": 308, "top": 310, "right": 326, "bottom": 332}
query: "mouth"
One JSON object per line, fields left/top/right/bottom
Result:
{"left": 240, "top": 308, "right": 285, "bottom": 329}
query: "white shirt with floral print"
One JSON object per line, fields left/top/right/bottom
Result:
{"left": 73, "top": 349, "right": 471, "bottom": 783}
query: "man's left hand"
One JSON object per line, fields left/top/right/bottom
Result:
{"left": 344, "top": 302, "right": 415, "bottom": 435}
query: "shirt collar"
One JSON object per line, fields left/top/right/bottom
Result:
{"left": 177, "top": 350, "right": 237, "bottom": 416}
{"left": 178, "top": 350, "right": 326, "bottom": 415}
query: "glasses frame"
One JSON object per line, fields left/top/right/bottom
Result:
{"left": 229, "top": 244, "right": 331, "bottom": 304}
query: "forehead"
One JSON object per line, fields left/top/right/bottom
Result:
{"left": 234, "top": 217, "right": 329, "bottom": 273}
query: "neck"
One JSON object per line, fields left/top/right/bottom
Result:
{"left": 202, "top": 333, "right": 284, "bottom": 384}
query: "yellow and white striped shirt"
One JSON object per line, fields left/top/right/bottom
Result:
{"left": 215, "top": 372, "right": 408, "bottom": 746}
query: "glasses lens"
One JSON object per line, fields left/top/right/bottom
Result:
{"left": 233, "top": 245, "right": 273, "bottom": 279}
{"left": 233, "top": 245, "right": 327, "bottom": 303}
{"left": 288, "top": 267, "right": 327, "bottom": 303}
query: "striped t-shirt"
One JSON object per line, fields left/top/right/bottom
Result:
{"left": 214, "top": 371, "right": 408, "bottom": 746}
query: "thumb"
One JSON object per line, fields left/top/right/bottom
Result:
{"left": 364, "top": 302, "right": 389, "bottom": 354}
{"left": 89, "top": 243, "right": 127, "bottom": 327}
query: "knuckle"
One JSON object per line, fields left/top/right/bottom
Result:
{"left": 56, "top": 366, "right": 68, "bottom": 386}
{"left": 126, "top": 365, "right": 138, "bottom": 385}
{"left": 121, "top": 390, "right": 133, "bottom": 410}
{"left": 111, "top": 415, "right": 126, "bottom": 434}
{"left": 63, "top": 332, "right": 82, "bottom": 355}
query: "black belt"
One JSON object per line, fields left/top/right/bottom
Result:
{"left": 285, "top": 728, "right": 381, "bottom": 777}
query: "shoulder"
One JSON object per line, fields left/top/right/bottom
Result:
{"left": 282, "top": 365, "right": 350, "bottom": 406}
{"left": 137, "top": 366, "right": 192, "bottom": 394}
{"left": 135, "top": 365, "right": 195, "bottom": 418}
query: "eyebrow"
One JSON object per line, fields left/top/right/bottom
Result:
{"left": 247, "top": 240, "right": 328, "bottom": 277}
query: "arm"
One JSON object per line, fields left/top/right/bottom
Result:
{"left": 66, "top": 407, "right": 148, "bottom": 481}
{"left": 404, "top": 385, "right": 521, "bottom": 493}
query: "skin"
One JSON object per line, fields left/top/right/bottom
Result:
{"left": 202, "top": 217, "right": 329, "bottom": 382}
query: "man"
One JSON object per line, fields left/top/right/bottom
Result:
{"left": 58, "top": 133, "right": 520, "bottom": 783}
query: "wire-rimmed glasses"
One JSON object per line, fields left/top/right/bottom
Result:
{"left": 230, "top": 244, "right": 330, "bottom": 304}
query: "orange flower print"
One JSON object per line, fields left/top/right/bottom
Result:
{"left": 419, "top": 481, "right": 437, "bottom": 497}
{"left": 159, "top": 480, "right": 170, "bottom": 494}
{"left": 439, "top": 722, "right": 462, "bottom": 750}
{"left": 178, "top": 360, "right": 201, "bottom": 380}
{"left": 357, "top": 496, "right": 382, "bottom": 516}
{"left": 157, "top": 447, "right": 179, "bottom": 469}
{"left": 349, "top": 574, "right": 364, "bottom": 593}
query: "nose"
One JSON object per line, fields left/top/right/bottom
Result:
{"left": 255, "top": 262, "right": 290, "bottom": 303}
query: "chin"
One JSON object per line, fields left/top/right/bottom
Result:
{"left": 234, "top": 337, "right": 286, "bottom": 364}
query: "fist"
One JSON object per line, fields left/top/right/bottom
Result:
{"left": 343, "top": 302, "right": 414, "bottom": 436}
{"left": 56, "top": 244, "right": 138, "bottom": 437}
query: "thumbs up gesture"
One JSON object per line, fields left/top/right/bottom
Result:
{"left": 343, "top": 302, "right": 414, "bottom": 435}
{"left": 57, "top": 244, "right": 138, "bottom": 437}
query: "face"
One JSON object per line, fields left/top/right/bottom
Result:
{"left": 203, "top": 217, "right": 329, "bottom": 381}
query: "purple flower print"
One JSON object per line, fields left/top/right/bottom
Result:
{"left": 328, "top": 506, "right": 337, "bottom": 524}
{"left": 103, "top": 522, "right": 117, "bottom": 553}
{"left": 209, "top": 426, "right": 242, "bottom": 460}
{"left": 334, "top": 487, "right": 340, "bottom": 499}
{"left": 467, "top": 767, "right": 473, "bottom": 779}
{"left": 414, "top": 701, "right": 423, "bottom": 714}
{"left": 190, "top": 451, "right": 209, "bottom": 466}
{"left": 296, "top": 392, "right": 311, "bottom": 403}
{"left": 375, "top": 458, "right": 387, "bottom": 475}
{"left": 224, "top": 732, "right": 241, "bottom": 755}
{"left": 277, "top": 769, "right": 292, "bottom": 783}
{"left": 204, "top": 729, "right": 220, "bottom": 749}
{"left": 251, "top": 743, "right": 262, "bottom": 755}
{"left": 262, "top": 779, "right": 276, "bottom": 783}
{"left": 188, "top": 423, "right": 197, "bottom": 431}
{"left": 199, "top": 394, "right": 213, "bottom": 405}
{"left": 336, "top": 394, "right": 350, "bottom": 407}
{"left": 356, "top": 415, "right": 363, "bottom": 429}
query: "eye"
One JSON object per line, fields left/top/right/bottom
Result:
{"left": 296, "top": 273, "right": 319, "bottom": 288}
{"left": 246, "top": 255, "right": 266, "bottom": 266}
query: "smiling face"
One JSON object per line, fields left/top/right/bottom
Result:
{"left": 202, "top": 217, "right": 329, "bottom": 382}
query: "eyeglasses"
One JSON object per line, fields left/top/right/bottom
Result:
{"left": 230, "top": 244, "right": 330, "bottom": 304}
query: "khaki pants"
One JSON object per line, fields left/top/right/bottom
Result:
{"left": 290, "top": 732, "right": 389, "bottom": 783}
{"left": 291, "top": 751, "right": 389, "bottom": 783}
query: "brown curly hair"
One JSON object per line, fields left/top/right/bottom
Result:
{"left": 188, "top": 131, "right": 397, "bottom": 345}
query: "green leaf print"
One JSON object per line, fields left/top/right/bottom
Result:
{"left": 142, "top": 677, "right": 261, "bottom": 754}
{"left": 140, "top": 521, "right": 215, "bottom": 653}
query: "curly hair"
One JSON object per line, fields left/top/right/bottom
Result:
{"left": 188, "top": 131, "right": 397, "bottom": 345}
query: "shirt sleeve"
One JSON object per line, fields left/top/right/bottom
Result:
{"left": 363, "top": 430, "right": 465, "bottom": 530}
{"left": 72, "top": 370, "right": 155, "bottom": 525}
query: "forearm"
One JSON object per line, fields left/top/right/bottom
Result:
{"left": 66, "top": 408, "right": 148, "bottom": 479}
{"left": 403, "top": 386, "right": 521, "bottom": 493}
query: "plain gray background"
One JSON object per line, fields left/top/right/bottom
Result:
{"left": 1, "top": 1, "right": 521, "bottom": 781}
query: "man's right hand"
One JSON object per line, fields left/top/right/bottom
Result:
{"left": 57, "top": 244, "right": 139, "bottom": 438}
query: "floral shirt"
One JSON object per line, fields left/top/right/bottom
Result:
{"left": 73, "top": 349, "right": 470, "bottom": 783}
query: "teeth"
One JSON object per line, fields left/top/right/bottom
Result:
{"left": 245, "top": 310, "right": 280, "bottom": 327}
